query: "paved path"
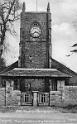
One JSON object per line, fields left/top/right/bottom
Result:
{"left": 0, "top": 109, "right": 77, "bottom": 124}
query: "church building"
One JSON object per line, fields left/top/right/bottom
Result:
{"left": 0, "top": 2, "right": 77, "bottom": 106}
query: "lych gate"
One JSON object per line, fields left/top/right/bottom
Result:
{"left": 0, "top": 2, "right": 70, "bottom": 106}
{"left": 0, "top": 68, "right": 69, "bottom": 106}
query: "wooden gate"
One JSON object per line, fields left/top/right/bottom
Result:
{"left": 21, "top": 92, "right": 50, "bottom": 106}
{"left": 38, "top": 92, "right": 49, "bottom": 106}
{"left": 21, "top": 92, "right": 33, "bottom": 106}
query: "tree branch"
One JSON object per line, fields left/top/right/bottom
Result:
{"left": 5, "top": 0, "right": 16, "bottom": 23}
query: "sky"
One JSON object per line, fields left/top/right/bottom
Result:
{"left": 2, "top": 0, "right": 77, "bottom": 72}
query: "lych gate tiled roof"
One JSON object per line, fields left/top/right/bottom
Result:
{"left": 0, "top": 68, "right": 71, "bottom": 78}
{"left": 51, "top": 58, "right": 77, "bottom": 76}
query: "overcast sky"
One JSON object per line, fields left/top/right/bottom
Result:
{"left": 3, "top": 0, "right": 77, "bottom": 72}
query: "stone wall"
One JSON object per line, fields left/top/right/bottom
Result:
{"left": 62, "top": 86, "right": 77, "bottom": 105}
{"left": 1, "top": 86, "right": 77, "bottom": 106}
{"left": 0, "top": 88, "right": 21, "bottom": 106}
{"left": 0, "top": 88, "right": 5, "bottom": 106}
{"left": 50, "top": 86, "right": 77, "bottom": 106}
{"left": 6, "top": 90, "right": 21, "bottom": 106}
{"left": 50, "top": 91, "right": 62, "bottom": 106}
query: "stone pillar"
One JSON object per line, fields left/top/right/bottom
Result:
{"left": 49, "top": 79, "right": 52, "bottom": 91}
{"left": 57, "top": 80, "right": 65, "bottom": 91}
{"left": 57, "top": 80, "right": 65, "bottom": 102}
{"left": 32, "top": 91, "right": 38, "bottom": 106}
{"left": 17, "top": 93, "right": 21, "bottom": 106}
{"left": 17, "top": 79, "right": 20, "bottom": 90}
{"left": 49, "top": 79, "right": 56, "bottom": 91}
{"left": 0, "top": 77, "right": 2, "bottom": 87}
{"left": 11, "top": 80, "right": 14, "bottom": 91}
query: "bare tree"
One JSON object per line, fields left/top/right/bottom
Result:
{"left": 0, "top": 0, "right": 20, "bottom": 68}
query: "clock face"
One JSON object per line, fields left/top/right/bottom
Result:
{"left": 30, "top": 25, "right": 41, "bottom": 38}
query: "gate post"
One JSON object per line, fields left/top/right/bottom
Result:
{"left": 32, "top": 91, "right": 38, "bottom": 106}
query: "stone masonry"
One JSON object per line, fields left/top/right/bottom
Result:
{"left": 19, "top": 12, "right": 50, "bottom": 68}
{"left": 18, "top": 5, "right": 51, "bottom": 92}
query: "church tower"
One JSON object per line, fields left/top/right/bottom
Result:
{"left": 18, "top": 2, "right": 51, "bottom": 68}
